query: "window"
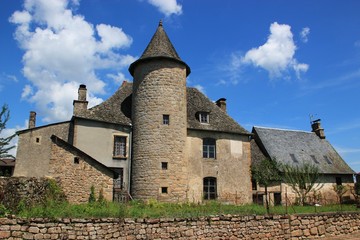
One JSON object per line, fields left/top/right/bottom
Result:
{"left": 324, "top": 155, "right": 333, "bottom": 164}
{"left": 203, "top": 138, "right": 216, "bottom": 158}
{"left": 290, "top": 154, "right": 298, "bottom": 163}
{"left": 161, "top": 162, "right": 168, "bottom": 170}
{"left": 74, "top": 157, "right": 80, "bottom": 164}
{"left": 163, "top": 114, "right": 170, "bottom": 125}
{"left": 197, "top": 112, "right": 209, "bottom": 124}
{"left": 310, "top": 155, "right": 319, "bottom": 164}
{"left": 161, "top": 187, "right": 168, "bottom": 194}
{"left": 203, "top": 177, "right": 217, "bottom": 200}
{"left": 113, "top": 168, "right": 124, "bottom": 189}
{"left": 251, "top": 179, "right": 257, "bottom": 190}
{"left": 113, "top": 136, "right": 126, "bottom": 158}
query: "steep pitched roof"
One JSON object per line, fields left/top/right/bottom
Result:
{"left": 187, "top": 87, "right": 249, "bottom": 135}
{"left": 252, "top": 126, "right": 355, "bottom": 174}
{"left": 129, "top": 21, "right": 190, "bottom": 76}
{"left": 75, "top": 81, "right": 132, "bottom": 126}
{"left": 76, "top": 82, "right": 249, "bottom": 135}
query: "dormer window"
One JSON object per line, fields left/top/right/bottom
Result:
{"left": 197, "top": 112, "right": 209, "bottom": 124}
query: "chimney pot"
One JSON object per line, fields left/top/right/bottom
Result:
{"left": 311, "top": 120, "right": 325, "bottom": 139}
{"left": 216, "top": 98, "right": 227, "bottom": 112}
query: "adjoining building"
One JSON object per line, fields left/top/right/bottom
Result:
{"left": 251, "top": 120, "right": 356, "bottom": 205}
{"left": 14, "top": 22, "right": 253, "bottom": 204}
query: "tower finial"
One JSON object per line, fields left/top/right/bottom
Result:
{"left": 159, "top": 20, "right": 163, "bottom": 27}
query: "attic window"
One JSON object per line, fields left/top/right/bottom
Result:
{"left": 197, "top": 112, "right": 209, "bottom": 124}
{"left": 324, "top": 155, "right": 333, "bottom": 164}
{"left": 290, "top": 154, "right": 298, "bottom": 163}
{"left": 310, "top": 155, "right": 319, "bottom": 164}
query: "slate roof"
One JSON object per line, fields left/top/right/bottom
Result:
{"left": 75, "top": 81, "right": 133, "bottom": 126}
{"left": 252, "top": 126, "right": 355, "bottom": 174}
{"left": 129, "top": 21, "right": 190, "bottom": 76}
{"left": 76, "top": 82, "right": 249, "bottom": 135}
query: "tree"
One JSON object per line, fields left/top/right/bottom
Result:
{"left": 333, "top": 184, "right": 347, "bottom": 204}
{"left": 0, "top": 104, "right": 15, "bottom": 158}
{"left": 282, "top": 162, "right": 323, "bottom": 206}
{"left": 251, "top": 158, "right": 282, "bottom": 214}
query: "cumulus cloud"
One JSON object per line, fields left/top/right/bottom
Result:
{"left": 194, "top": 84, "right": 206, "bottom": 94}
{"left": 147, "top": 0, "right": 182, "bottom": 16}
{"left": 300, "top": 27, "right": 310, "bottom": 43}
{"left": 0, "top": 120, "right": 28, "bottom": 157}
{"left": 9, "top": 0, "right": 135, "bottom": 123}
{"left": 241, "top": 22, "right": 308, "bottom": 80}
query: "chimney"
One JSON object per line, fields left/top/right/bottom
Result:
{"left": 311, "top": 119, "right": 325, "bottom": 139}
{"left": 28, "top": 111, "right": 36, "bottom": 129}
{"left": 73, "top": 84, "right": 88, "bottom": 116}
{"left": 216, "top": 98, "right": 227, "bottom": 112}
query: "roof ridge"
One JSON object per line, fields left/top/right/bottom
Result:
{"left": 254, "top": 126, "right": 312, "bottom": 134}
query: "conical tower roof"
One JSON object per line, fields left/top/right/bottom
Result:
{"left": 129, "top": 21, "right": 190, "bottom": 76}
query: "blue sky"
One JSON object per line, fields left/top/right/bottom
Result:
{"left": 1, "top": 0, "right": 360, "bottom": 172}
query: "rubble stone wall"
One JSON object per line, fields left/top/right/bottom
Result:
{"left": 1, "top": 212, "right": 359, "bottom": 239}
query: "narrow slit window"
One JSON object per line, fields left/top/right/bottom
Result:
{"left": 74, "top": 157, "right": 80, "bottom": 164}
{"left": 163, "top": 115, "right": 170, "bottom": 125}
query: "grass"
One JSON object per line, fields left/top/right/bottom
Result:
{"left": 14, "top": 200, "right": 360, "bottom": 219}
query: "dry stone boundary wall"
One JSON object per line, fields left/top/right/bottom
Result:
{"left": 0, "top": 212, "right": 359, "bottom": 239}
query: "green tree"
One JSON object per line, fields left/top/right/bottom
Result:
{"left": 333, "top": 184, "right": 347, "bottom": 204}
{"left": 0, "top": 104, "right": 15, "bottom": 158}
{"left": 251, "top": 158, "right": 281, "bottom": 214}
{"left": 282, "top": 162, "right": 323, "bottom": 206}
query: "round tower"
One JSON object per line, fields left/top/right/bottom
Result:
{"left": 129, "top": 21, "right": 191, "bottom": 202}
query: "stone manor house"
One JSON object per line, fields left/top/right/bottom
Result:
{"left": 13, "top": 22, "right": 355, "bottom": 205}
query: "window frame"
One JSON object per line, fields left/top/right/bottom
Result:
{"left": 203, "top": 138, "right": 216, "bottom": 159}
{"left": 198, "top": 112, "right": 209, "bottom": 124}
{"left": 113, "top": 135, "right": 127, "bottom": 159}
{"left": 203, "top": 177, "right": 217, "bottom": 200}
{"left": 163, "top": 114, "right": 170, "bottom": 125}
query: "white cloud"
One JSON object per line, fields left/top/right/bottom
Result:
{"left": 193, "top": 84, "right": 206, "bottom": 94}
{"left": 9, "top": 0, "right": 134, "bottom": 123}
{"left": 300, "top": 27, "right": 310, "bottom": 43}
{"left": 107, "top": 72, "right": 127, "bottom": 85}
{"left": 147, "top": 0, "right": 182, "bottom": 16}
{"left": 241, "top": 22, "right": 309, "bottom": 80}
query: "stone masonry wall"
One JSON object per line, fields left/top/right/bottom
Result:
{"left": 0, "top": 212, "right": 359, "bottom": 239}
{"left": 49, "top": 139, "right": 114, "bottom": 203}
{"left": 131, "top": 59, "right": 188, "bottom": 202}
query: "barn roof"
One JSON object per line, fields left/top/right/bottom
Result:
{"left": 252, "top": 126, "right": 355, "bottom": 174}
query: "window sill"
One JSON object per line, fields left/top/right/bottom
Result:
{"left": 113, "top": 156, "right": 127, "bottom": 160}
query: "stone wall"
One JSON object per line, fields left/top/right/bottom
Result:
{"left": 131, "top": 59, "right": 188, "bottom": 202}
{"left": 0, "top": 177, "right": 63, "bottom": 212}
{"left": 0, "top": 212, "right": 359, "bottom": 239}
{"left": 49, "top": 137, "right": 114, "bottom": 203}
{"left": 14, "top": 122, "right": 71, "bottom": 178}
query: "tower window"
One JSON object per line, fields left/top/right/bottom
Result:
{"left": 203, "top": 138, "right": 216, "bottom": 158}
{"left": 113, "top": 136, "right": 127, "bottom": 158}
{"left": 163, "top": 115, "right": 170, "bottom": 125}
{"left": 161, "top": 187, "right": 168, "bottom": 194}
{"left": 161, "top": 162, "right": 168, "bottom": 170}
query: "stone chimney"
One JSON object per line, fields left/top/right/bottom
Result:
{"left": 28, "top": 111, "right": 36, "bottom": 129}
{"left": 216, "top": 98, "right": 227, "bottom": 112}
{"left": 311, "top": 119, "right": 325, "bottom": 139}
{"left": 73, "top": 84, "right": 88, "bottom": 116}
